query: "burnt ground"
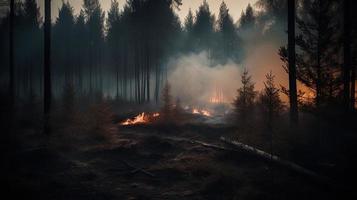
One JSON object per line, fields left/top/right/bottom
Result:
{"left": 2, "top": 122, "right": 352, "bottom": 200}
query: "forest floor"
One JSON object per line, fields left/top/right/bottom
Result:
{"left": 4, "top": 118, "right": 349, "bottom": 200}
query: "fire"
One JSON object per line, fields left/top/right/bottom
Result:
{"left": 209, "top": 86, "right": 225, "bottom": 104}
{"left": 192, "top": 108, "right": 200, "bottom": 114}
{"left": 120, "top": 112, "right": 160, "bottom": 126}
{"left": 192, "top": 108, "right": 212, "bottom": 117}
{"left": 201, "top": 109, "right": 211, "bottom": 117}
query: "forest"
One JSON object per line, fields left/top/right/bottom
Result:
{"left": 1, "top": 0, "right": 357, "bottom": 199}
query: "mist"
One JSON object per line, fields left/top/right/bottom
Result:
{"left": 168, "top": 42, "right": 288, "bottom": 106}
{"left": 168, "top": 52, "right": 240, "bottom": 106}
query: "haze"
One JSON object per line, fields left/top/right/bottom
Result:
{"left": 36, "top": 0, "right": 257, "bottom": 23}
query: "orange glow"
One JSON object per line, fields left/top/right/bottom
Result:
{"left": 192, "top": 108, "right": 200, "bottom": 114}
{"left": 201, "top": 109, "right": 211, "bottom": 117}
{"left": 192, "top": 108, "right": 212, "bottom": 117}
{"left": 120, "top": 112, "right": 160, "bottom": 126}
{"left": 209, "top": 86, "right": 225, "bottom": 104}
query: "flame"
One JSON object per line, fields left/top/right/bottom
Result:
{"left": 120, "top": 112, "right": 160, "bottom": 126}
{"left": 192, "top": 108, "right": 200, "bottom": 114}
{"left": 209, "top": 86, "right": 225, "bottom": 104}
{"left": 201, "top": 109, "right": 211, "bottom": 117}
{"left": 192, "top": 108, "right": 212, "bottom": 117}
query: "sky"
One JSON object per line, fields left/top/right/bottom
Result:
{"left": 35, "top": 0, "right": 257, "bottom": 24}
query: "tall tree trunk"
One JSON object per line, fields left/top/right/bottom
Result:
{"left": 351, "top": 65, "right": 356, "bottom": 109}
{"left": 44, "top": 0, "right": 52, "bottom": 134}
{"left": 343, "top": 0, "right": 351, "bottom": 110}
{"left": 351, "top": 0, "right": 357, "bottom": 110}
{"left": 288, "top": 0, "right": 298, "bottom": 124}
{"left": 9, "top": 0, "right": 14, "bottom": 113}
{"left": 146, "top": 45, "right": 150, "bottom": 102}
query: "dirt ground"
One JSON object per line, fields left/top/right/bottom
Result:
{"left": 2, "top": 123, "right": 347, "bottom": 200}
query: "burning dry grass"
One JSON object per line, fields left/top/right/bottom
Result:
{"left": 120, "top": 112, "right": 160, "bottom": 126}
{"left": 191, "top": 108, "right": 212, "bottom": 117}
{"left": 119, "top": 107, "right": 213, "bottom": 127}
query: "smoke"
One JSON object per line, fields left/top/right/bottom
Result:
{"left": 167, "top": 52, "right": 241, "bottom": 106}
{"left": 243, "top": 42, "right": 288, "bottom": 91}
{"left": 168, "top": 18, "right": 289, "bottom": 106}
{"left": 168, "top": 43, "right": 288, "bottom": 106}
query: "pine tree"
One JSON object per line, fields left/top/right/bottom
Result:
{"left": 54, "top": 1, "right": 75, "bottom": 84}
{"left": 216, "top": 1, "right": 241, "bottom": 63}
{"left": 288, "top": 0, "right": 298, "bottom": 124}
{"left": 83, "top": 0, "right": 105, "bottom": 93}
{"left": 44, "top": 0, "right": 51, "bottom": 134}
{"left": 106, "top": 0, "right": 121, "bottom": 98}
{"left": 184, "top": 9, "right": 194, "bottom": 33}
{"left": 259, "top": 71, "right": 283, "bottom": 125}
{"left": 73, "top": 10, "right": 86, "bottom": 92}
{"left": 239, "top": 4, "right": 255, "bottom": 30}
{"left": 343, "top": 0, "right": 351, "bottom": 110}
{"left": 23, "top": 0, "right": 41, "bottom": 97}
{"left": 192, "top": 0, "right": 215, "bottom": 53}
{"left": 279, "top": 0, "right": 340, "bottom": 109}
{"left": 183, "top": 9, "right": 194, "bottom": 52}
{"left": 9, "top": 0, "right": 14, "bottom": 115}
{"left": 233, "top": 69, "right": 257, "bottom": 126}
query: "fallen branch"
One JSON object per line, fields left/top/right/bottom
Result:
{"left": 163, "top": 136, "right": 231, "bottom": 151}
{"left": 220, "top": 136, "right": 331, "bottom": 184}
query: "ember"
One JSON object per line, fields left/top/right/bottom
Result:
{"left": 192, "top": 108, "right": 212, "bottom": 117}
{"left": 121, "top": 112, "right": 160, "bottom": 126}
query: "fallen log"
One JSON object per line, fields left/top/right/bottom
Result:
{"left": 121, "top": 131, "right": 331, "bottom": 185}
{"left": 220, "top": 136, "right": 331, "bottom": 185}
{"left": 163, "top": 136, "right": 230, "bottom": 151}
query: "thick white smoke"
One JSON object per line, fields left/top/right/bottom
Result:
{"left": 167, "top": 44, "right": 288, "bottom": 107}
{"left": 167, "top": 52, "right": 241, "bottom": 106}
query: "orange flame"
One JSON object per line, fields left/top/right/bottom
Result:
{"left": 120, "top": 112, "right": 160, "bottom": 126}
{"left": 201, "top": 109, "right": 211, "bottom": 117}
{"left": 209, "top": 86, "right": 225, "bottom": 104}
{"left": 192, "top": 108, "right": 200, "bottom": 114}
{"left": 192, "top": 108, "right": 212, "bottom": 117}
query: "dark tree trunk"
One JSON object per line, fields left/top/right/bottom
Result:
{"left": 351, "top": 65, "right": 356, "bottom": 109}
{"left": 351, "top": 1, "right": 357, "bottom": 110}
{"left": 9, "top": 0, "right": 14, "bottom": 112}
{"left": 44, "top": 0, "right": 52, "bottom": 134}
{"left": 288, "top": 0, "right": 298, "bottom": 124}
{"left": 343, "top": 0, "right": 351, "bottom": 110}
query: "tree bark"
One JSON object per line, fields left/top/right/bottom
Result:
{"left": 288, "top": 0, "right": 298, "bottom": 124}
{"left": 44, "top": 0, "right": 52, "bottom": 134}
{"left": 343, "top": 0, "right": 351, "bottom": 110}
{"left": 9, "top": 0, "right": 14, "bottom": 112}
{"left": 351, "top": 65, "right": 356, "bottom": 109}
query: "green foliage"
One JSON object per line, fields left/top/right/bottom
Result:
{"left": 184, "top": 9, "right": 194, "bottom": 33}
{"left": 233, "top": 69, "right": 257, "bottom": 125}
{"left": 216, "top": 1, "right": 242, "bottom": 63}
{"left": 239, "top": 3, "right": 255, "bottom": 30}
{"left": 258, "top": 71, "right": 284, "bottom": 123}
{"left": 279, "top": 0, "right": 341, "bottom": 109}
{"left": 192, "top": 0, "right": 215, "bottom": 52}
